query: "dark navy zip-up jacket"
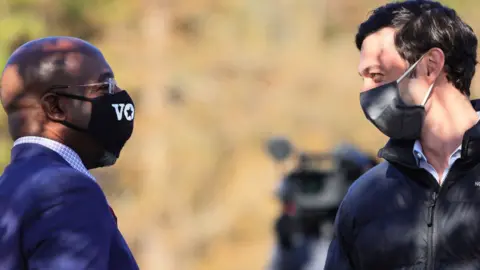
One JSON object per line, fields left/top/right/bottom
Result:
{"left": 325, "top": 100, "right": 480, "bottom": 270}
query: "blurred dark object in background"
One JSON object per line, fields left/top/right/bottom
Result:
{"left": 266, "top": 138, "right": 377, "bottom": 270}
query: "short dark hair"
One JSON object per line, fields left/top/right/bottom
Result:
{"left": 355, "top": 0, "right": 478, "bottom": 96}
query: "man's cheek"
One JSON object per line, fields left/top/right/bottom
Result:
{"left": 397, "top": 79, "right": 416, "bottom": 105}
{"left": 69, "top": 102, "right": 92, "bottom": 129}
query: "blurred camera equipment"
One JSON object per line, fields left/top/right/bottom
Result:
{"left": 266, "top": 138, "right": 377, "bottom": 250}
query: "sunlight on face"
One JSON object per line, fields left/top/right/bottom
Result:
{"left": 358, "top": 27, "right": 408, "bottom": 92}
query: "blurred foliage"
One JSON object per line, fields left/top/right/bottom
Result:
{"left": 1, "top": 0, "right": 480, "bottom": 269}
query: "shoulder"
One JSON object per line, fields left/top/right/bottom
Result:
{"left": 9, "top": 155, "right": 96, "bottom": 188}
{"left": 2, "top": 156, "right": 100, "bottom": 196}
{"left": 347, "top": 162, "right": 393, "bottom": 199}
{"left": 25, "top": 165, "right": 111, "bottom": 228}
{"left": 31, "top": 165, "right": 105, "bottom": 204}
{"left": 8, "top": 158, "right": 106, "bottom": 207}
{"left": 0, "top": 158, "right": 108, "bottom": 227}
{"left": 339, "top": 161, "right": 402, "bottom": 219}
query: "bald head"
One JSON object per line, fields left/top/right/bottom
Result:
{"left": 1, "top": 36, "right": 109, "bottom": 112}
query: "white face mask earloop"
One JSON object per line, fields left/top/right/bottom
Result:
{"left": 421, "top": 83, "right": 435, "bottom": 107}
{"left": 395, "top": 53, "right": 434, "bottom": 107}
{"left": 396, "top": 54, "right": 426, "bottom": 84}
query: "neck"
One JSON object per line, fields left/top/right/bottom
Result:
{"left": 38, "top": 126, "right": 98, "bottom": 169}
{"left": 420, "top": 86, "right": 478, "bottom": 174}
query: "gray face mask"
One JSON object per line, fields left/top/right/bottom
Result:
{"left": 359, "top": 54, "right": 434, "bottom": 140}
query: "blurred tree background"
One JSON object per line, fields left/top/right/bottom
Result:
{"left": 1, "top": 0, "right": 479, "bottom": 269}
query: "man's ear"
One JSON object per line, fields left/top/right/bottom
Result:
{"left": 41, "top": 93, "right": 66, "bottom": 121}
{"left": 426, "top": 48, "right": 445, "bottom": 83}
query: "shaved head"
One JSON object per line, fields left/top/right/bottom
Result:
{"left": 1, "top": 36, "right": 116, "bottom": 169}
{"left": 1, "top": 37, "right": 109, "bottom": 111}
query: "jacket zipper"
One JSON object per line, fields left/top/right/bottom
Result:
{"left": 426, "top": 190, "right": 438, "bottom": 270}
{"left": 424, "top": 163, "right": 461, "bottom": 270}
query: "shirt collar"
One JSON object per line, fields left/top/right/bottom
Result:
{"left": 13, "top": 136, "right": 95, "bottom": 181}
{"left": 413, "top": 140, "right": 462, "bottom": 166}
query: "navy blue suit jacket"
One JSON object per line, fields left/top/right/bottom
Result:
{"left": 0, "top": 143, "right": 139, "bottom": 269}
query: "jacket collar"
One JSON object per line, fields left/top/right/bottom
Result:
{"left": 379, "top": 99, "right": 480, "bottom": 168}
{"left": 11, "top": 142, "right": 67, "bottom": 164}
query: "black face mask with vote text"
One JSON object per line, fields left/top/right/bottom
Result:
{"left": 54, "top": 90, "right": 135, "bottom": 167}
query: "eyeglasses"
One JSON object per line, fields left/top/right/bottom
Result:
{"left": 48, "top": 77, "right": 117, "bottom": 95}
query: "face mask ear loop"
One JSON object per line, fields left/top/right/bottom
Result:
{"left": 396, "top": 54, "right": 426, "bottom": 84}
{"left": 421, "top": 82, "right": 435, "bottom": 107}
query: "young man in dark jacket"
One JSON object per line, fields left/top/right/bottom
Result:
{"left": 325, "top": 1, "right": 480, "bottom": 269}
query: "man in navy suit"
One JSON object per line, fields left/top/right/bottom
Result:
{"left": 0, "top": 36, "right": 139, "bottom": 269}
